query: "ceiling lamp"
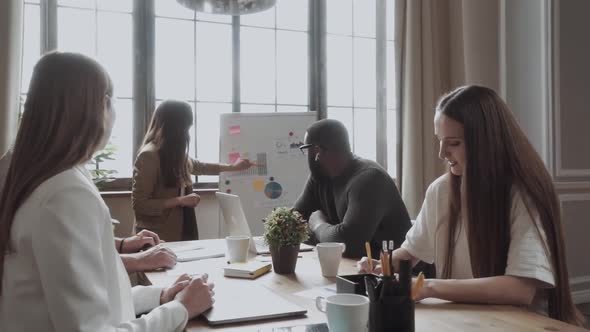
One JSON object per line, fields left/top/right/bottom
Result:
{"left": 176, "top": 0, "right": 277, "bottom": 15}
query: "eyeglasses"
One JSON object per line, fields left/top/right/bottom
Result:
{"left": 299, "top": 144, "right": 324, "bottom": 156}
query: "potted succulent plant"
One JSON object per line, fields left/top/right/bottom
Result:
{"left": 263, "top": 207, "right": 310, "bottom": 274}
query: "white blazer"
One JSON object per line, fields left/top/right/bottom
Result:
{"left": 0, "top": 165, "right": 188, "bottom": 331}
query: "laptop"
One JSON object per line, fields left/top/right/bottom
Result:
{"left": 202, "top": 283, "right": 307, "bottom": 325}
{"left": 215, "top": 192, "right": 314, "bottom": 254}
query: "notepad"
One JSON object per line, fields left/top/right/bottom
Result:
{"left": 223, "top": 261, "right": 272, "bottom": 279}
{"left": 176, "top": 247, "right": 225, "bottom": 262}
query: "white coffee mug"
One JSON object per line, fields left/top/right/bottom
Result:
{"left": 316, "top": 242, "right": 346, "bottom": 277}
{"left": 316, "top": 294, "right": 369, "bottom": 332}
{"left": 225, "top": 235, "right": 250, "bottom": 263}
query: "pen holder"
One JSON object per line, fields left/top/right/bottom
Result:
{"left": 364, "top": 271, "right": 414, "bottom": 332}
{"left": 369, "top": 294, "right": 414, "bottom": 332}
{"left": 336, "top": 274, "right": 380, "bottom": 295}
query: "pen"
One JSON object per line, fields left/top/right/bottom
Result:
{"left": 388, "top": 240, "right": 394, "bottom": 273}
{"left": 381, "top": 241, "right": 390, "bottom": 276}
{"left": 412, "top": 272, "right": 425, "bottom": 300}
{"left": 365, "top": 242, "right": 373, "bottom": 271}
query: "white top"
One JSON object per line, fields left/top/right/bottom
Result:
{"left": 0, "top": 165, "right": 188, "bottom": 332}
{"left": 401, "top": 175, "right": 555, "bottom": 308}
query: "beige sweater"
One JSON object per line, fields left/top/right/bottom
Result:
{"left": 132, "top": 143, "right": 220, "bottom": 241}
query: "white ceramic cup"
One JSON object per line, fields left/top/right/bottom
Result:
{"left": 225, "top": 235, "right": 250, "bottom": 263}
{"left": 316, "top": 294, "right": 369, "bottom": 332}
{"left": 316, "top": 242, "right": 346, "bottom": 277}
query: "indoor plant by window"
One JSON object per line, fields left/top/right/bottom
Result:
{"left": 89, "top": 142, "right": 118, "bottom": 190}
{"left": 263, "top": 207, "right": 310, "bottom": 274}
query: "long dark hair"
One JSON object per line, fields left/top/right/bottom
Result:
{"left": 141, "top": 100, "right": 193, "bottom": 187}
{"left": 436, "top": 85, "right": 583, "bottom": 325}
{"left": 0, "top": 52, "right": 112, "bottom": 294}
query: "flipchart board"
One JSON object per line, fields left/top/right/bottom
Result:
{"left": 218, "top": 112, "right": 316, "bottom": 236}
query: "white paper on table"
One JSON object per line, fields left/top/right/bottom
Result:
{"left": 163, "top": 243, "right": 204, "bottom": 254}
{"left": 167, "top": 259, "right": 219, "bottom": 277}
{"left": 293, "top": 284, "right": 337, "bottom": 300}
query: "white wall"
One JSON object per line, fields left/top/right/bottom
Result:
{"left": 501, "top": 0, "right": 590, "bottom": 303}
{"left": 501, "top": 0, "right": 548, "bottom": 162}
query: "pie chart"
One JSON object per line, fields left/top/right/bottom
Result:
{"left": 264, "top": 182, "right": 283, "bottom": 199}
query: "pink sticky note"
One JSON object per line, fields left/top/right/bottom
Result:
{"left": 229, "top": 152, "right": 241, "bottom": 163}
{"left": 229, "top": 125, "right": 241, "bottom": 135}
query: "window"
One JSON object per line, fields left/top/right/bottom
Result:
{"left": 20, "top": 0, "right": 397, "bottom": 189}
{"left": 154, "top": 0, "right": 308, "bottom": 183}
{"left": 20, "top": 0, "right": 134, "bottom": 179}
{"left": 326, "top": 0, "right": 397, "bottom": 175}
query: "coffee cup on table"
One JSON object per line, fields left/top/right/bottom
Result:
{"left": 316, "top": 242, "right": 346, "bottom": 277}
{"left": 316, "top": 293, "right": 369, "bottom": 332}
{"left": 225, "top": 235, "right": 250, "bottom": 263}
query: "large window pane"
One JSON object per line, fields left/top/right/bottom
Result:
{"left": 196, "top": 103, "right": 232, "bottom": 183}
{"left": 277, "top": 0, "right": 308, "bottom": 31}
{"left": 58, "top": 8, "right": 96, "bottom": 55}
{"left": 98, "top": 0, "right": 132, "bottom": 12}
{"left": 100, "top": 98, "right": 133, "bottom": 178}
{"left": 353, "top": 0, "right": 376, "bottom": 38}
{"left": 353, "top": 108, "right": 376, "bottom": 161}
{"left": 327, "top": 107, "right": 354, "bottom": 150}
{"left": 277, "top": 30, "right": 307, "bottom": 105}
{"left": 241, "top": 104, "right": 275, "bottom": 113}
{"left": 155, "top": 18, "right": 195, "bottom": 100}
{"left": 327, "top": 0, "right": 352, "bottom": 35}
{"left": 277, "top": 105, "right": 308, "bottom": 113}
{"left": 387, "top": 0, "right": 395, "bottom": 41}
{"left": 196, "top": 22, "right": 232, "bottom": 102}
{"left": 97, "top": 12, "right": 132, "bottom": 98}
{"left": 240, "top": 7, "right": 275, "bottom": 28}
{"left": 241, "top": 27, "right": 275, "bottom": 104}
{"left": 353, "top": 37, "right": 376, "bottom": 108}
{"left": 196, "top": 12, "right": 231, "bottom": 24}
{"left": 58, "top": 0, "right": 93, "bottom": 9}
{"left": 327, "top": 35, "right": 353, "bottom": 107}
{"left": 155, "top": 1, "right": 194, "bottom": 19}
{"left": 21, "top": 4, "right": 40, "bottom": 93}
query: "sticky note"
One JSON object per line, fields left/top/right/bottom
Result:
{"left": 252, "top": 179, "right": 265, "bottom": 192}
{"left": 229, "top": 152, "right": 241, "bottom": 164}
{"left": 229, "top": 125, "right": 241, "bottom": 135}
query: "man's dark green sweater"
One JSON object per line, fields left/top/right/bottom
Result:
{"left": 293, "top": 157, "right": 412, "bottom": 258}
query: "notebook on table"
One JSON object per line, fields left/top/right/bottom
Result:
{"left": 202, "top": 284, "right": 307, "bottom": 325}
{"left": 223, "top": 261, "right": 272, "bottom": 279}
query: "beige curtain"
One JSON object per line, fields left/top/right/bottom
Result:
{"left": 0, "top": 0, "right": 23, "bottom": 156}
{"left": 395, "top": 0, "right": 501, "bottom": 218}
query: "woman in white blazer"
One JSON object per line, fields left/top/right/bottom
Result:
{"left": 0, "top": 52, "right": 214, "bottom": 331}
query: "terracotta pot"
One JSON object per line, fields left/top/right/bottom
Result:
{"left": 269, "top": 244, "right": 300, "bottom": 274}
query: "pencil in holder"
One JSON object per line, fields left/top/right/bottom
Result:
{"left": 368, "top": 293, "right": 415, "bottom": 332}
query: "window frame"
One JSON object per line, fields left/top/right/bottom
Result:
{"left": 25, "top": 0, "right": 394, "bottom": 191}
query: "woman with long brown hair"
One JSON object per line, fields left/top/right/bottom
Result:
{"left": 359, "top": 85, "right": 584, "bottom": 326}
{"left": 0, "top": 52, "right": 214, "bottom": 331}
{"left": 133, "top": 100, "right": 254, "bottom": 242}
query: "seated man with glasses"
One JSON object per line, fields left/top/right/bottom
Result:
{"left": 295, "top": 119, "right": 412, "bottom": 258}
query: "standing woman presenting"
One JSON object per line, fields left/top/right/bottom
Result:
{"left": 133, "top": 100, "right": 254, "bottom": 242}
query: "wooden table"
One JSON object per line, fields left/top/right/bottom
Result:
{"left": 146, "top": 239, "right": 587, "bottom": 331}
